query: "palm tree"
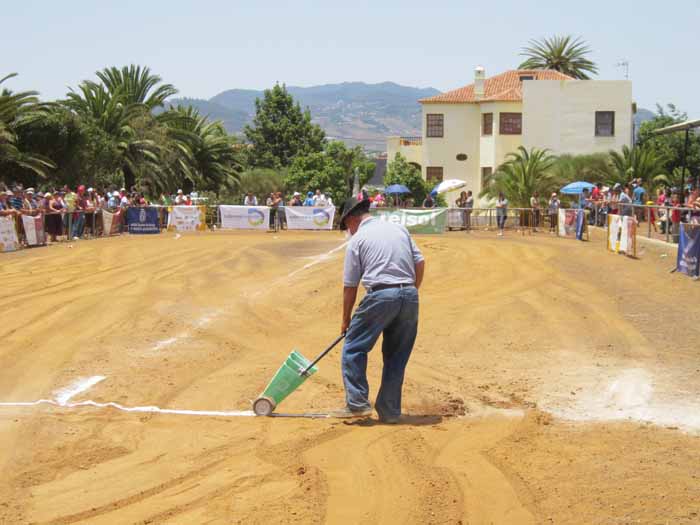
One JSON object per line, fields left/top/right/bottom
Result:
{"left": 163, "top": 106, "right": 242, "bottom": 192}
{"left": 96, "top": 65, "right": 177, "bottom": 109}
{"left": 0, "top": 73, "right": 56, "bottom": 179}
{"left": 65, "top": 81, "right": 161, "bottom": 189}
{"left": 608, "top": 145, "right": 666, "bottom": 186}
{"left": 553, "top": 153, "right": 614, "bottom": 185}
{"left": 480, "top": 146, "right": 558, "bottom": 207}
{"left": 653, "top": 167, "right": 685, "bottom": 191}
{"left": 519, "top": 35, "right": 598, "bottom": 80}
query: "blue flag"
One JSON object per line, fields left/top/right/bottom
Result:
{"left": 575, "top": 209, "right": 585, "bottom": 240}
{"left": 127, "top": 207, "right": 161, "bottom": 234}
{"left": 676, "top": 224, "right": 700, "bottom": 277}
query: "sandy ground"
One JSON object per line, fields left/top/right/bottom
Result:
{"left": 1, "top": 229, "right": 699, "bottom": 525}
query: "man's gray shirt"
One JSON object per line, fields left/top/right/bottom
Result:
{"left": 343, "top": 216, "right": 424, "bottom": 289}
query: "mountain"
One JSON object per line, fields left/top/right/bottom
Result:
{"left": 167, "top": 82, "right": 441, "bottom": 151}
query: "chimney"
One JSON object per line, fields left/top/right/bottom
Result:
{"left": 474, "top": 66, "right": 485, "bottom": 100}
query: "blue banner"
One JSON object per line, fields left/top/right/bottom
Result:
{"left": 127, "top": 207, "right": 161, "bottom": 234}
{"left": 676, "top": 224, "right": 700, "bottom": 277}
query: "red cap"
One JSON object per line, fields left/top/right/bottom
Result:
{"left": 77, "top": 185, "right": 86, "bottom": 193}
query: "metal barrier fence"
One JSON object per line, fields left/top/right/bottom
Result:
{"left": 446, "top": 207, "right": 557, "bottom": 233}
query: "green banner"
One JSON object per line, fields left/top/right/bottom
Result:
{"left": 370, "top": 208, "right": 447, "bottom": 234}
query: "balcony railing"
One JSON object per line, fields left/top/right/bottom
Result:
{"left": 399, "top": 136, "right": 422, "bottom": 146}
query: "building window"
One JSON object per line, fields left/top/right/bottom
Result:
{"left": 519, "top": 75, "right": 535, "bottom": 82}
{"left": 481, "top": 167, "right": 493, "bottom": 188}
{"left": 482, "top": 113, "right": 493, "bottom": 136}
{"left": 499, "top": 113, "right": 522, "bottom": 135}
{"left": 595, "top": 111, "right": 615, "bottom": 137}
{"left": 426, "top": 114, "right": 444, "bottom": 138}
{"left": 426, "top": 167, "right": 443, "bottom": 183}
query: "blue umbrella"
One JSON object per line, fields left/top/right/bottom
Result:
{"left": 560, "top": 181, "right": 595, "bottom": 195}
{"left": 385, "top": 184, "right": 411, "bottom": 194}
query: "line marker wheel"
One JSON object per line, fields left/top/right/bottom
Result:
{"left": 253, "top": 396, "right": 275, "bottom": 416}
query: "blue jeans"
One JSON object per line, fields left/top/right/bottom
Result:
{"left": 342, "top": 286, "right": 419, "bottom": 420}
{"left": 71, "top": 212, "right": 85, "bottom": 238}
{"left": 497, "top": 214, "right": 507, "bottom": 229}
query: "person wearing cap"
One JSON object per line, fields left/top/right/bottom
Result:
{"left": 0, "top": 190, "right": 18, "bottom": 217}
{"left": 175, "top": 189, "right": 185, "bottom": 205}
{"left": 108, "top": 191, "right": 120, "bottom": 209}
{"left": 9, "top": 187, "right": 23, "bottom": 211}
{"left": 289, "top": 192, "right": 303, "bottom": 206}
{"left": 548, "top": 192, "right": 560, "bottom": 233}
{"left": 303, "top": 191, "right": 314, "bottom": 207}
{"left": 333, "top": 196, "right": 425, "bottom": 423}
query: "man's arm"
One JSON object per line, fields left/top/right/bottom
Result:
{"left": 341, "top": 286, "right": 358, "bottom": 334}
{"left": 414, "top": 260, "right": 425, "bottom": 290}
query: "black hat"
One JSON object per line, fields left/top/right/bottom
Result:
{"left": 339, "top": 197, "right": 371, "bottom": 230}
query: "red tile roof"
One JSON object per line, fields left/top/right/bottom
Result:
{"left": 420, "top": 69, "right": 573, "bottom": 104}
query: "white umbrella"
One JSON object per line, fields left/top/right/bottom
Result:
{"left": 432, "top": 179, "right": 467, "bottom": 194}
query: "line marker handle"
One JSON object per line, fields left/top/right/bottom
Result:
{"left": 299, "top": 332, "right": 346, "bottom": 377}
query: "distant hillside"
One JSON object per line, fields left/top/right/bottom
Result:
{"left": 168, "top": 83, "right": 656, "bottom": 151}
{"left": 168, "top": 82, "right": 441, "bottom": 151}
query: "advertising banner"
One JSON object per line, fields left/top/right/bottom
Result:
{"left": 0, "top": 216, "right": 19, "bottom": 252}
{"left": 370, "top": 208, "right": 447, "bottom": 234}
{"left": 285, "top": 206, "right": 335, "bottom": 230}
{"left": 102, "top": 209, "right": 122, "bottom": 236}
{"left": 606, "top": 214, "right": 636, "bottom": 257}
{"left": 21, "top": 214, "right": 46, "bottom": 246}
{"left": 167, "top": 205, "right": 207, "bottom": 232}
{"left": 126, "top": 207, "right": 160, "bottom": 234}
{"left": 676, "top": 224, "right": 700, "bottom": 277}
{"left": 219, "top": 205, "right": 270, "bottom": 230}
{"left": 558, "top": 209, "right": 587, "bottom": 240}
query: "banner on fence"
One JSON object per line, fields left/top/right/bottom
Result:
{"left": 447, "top": 208, "right": 466, "bottom": 230}
{"left": 676, "top": 223, "right": 700, "bottom": 277}
{"left": 606, "top": 214, "right": 636, "bottom": 257}
{"left": 370, "top": 208, "right": 447, "bottom": 234}
{"left": 0, "top": 216, "right": 19, "bottom": 252}
{"left": 127, "top": 207, "right": 160, "bottom": 234}
{"left": 285, "top": 206, "right": 335, "bottom": 230}
{"left": 167, "top": 206, "right": 207, "bottom": 232}
{"left": 102, "top": 209, "right": 122, "bottom": 236}
{"left": 21, "top": 215, "right": 46, "bottom": 246}
{"left": 558, "top": 209, "right": 587, "bottom": 240}
{"left": 219, "top": 205, "right": 270, "bottom": 230}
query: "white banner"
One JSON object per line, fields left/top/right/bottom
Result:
{"left": 607, "top": 214, "right": 636, "bottom": 256}
{"left": 0, "top": 216, "right": 19, "bottom": 252}
{"left": 219, "top": 205, "right": 270, "bottom": 230}
{"left": 285, "top": 206, "right": 335, "bottom": 230}
{"left": 21, "top": 215, "right": 46, "bottom": 246}
{"left": 167, "top": 206, "right": 206, "bottom": 232}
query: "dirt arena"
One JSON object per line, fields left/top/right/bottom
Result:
{"left": 1, "top": 229, "right": 699, "bottom": 524}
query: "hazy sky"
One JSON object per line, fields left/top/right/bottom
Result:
{"left": 4, "top": 0, "right": 699, "bottom": 115}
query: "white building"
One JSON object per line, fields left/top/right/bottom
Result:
{"left": 387, "top": 68, "right": 633, "bottom": 194}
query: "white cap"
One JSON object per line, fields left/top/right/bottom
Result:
{"left": 177, "top": 189, "right": 183, "bottom": 194}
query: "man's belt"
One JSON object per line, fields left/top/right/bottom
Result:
{"left": 366, "top": 283, "right": 413, "bottom": 293}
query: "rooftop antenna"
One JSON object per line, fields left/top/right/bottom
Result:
{"left": 616, "top": 60, "right": 630, "bottom": 80}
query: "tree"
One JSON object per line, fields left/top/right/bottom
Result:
{"left": 480, "top": 146, "right": 558, "bottom": 207}
{"left": 608, "top": 145, "right": 666, "bottom": 186}
{"left": 518, "top": 35, "right": 598, "bottom": 80}
{"left": 285, "top": 140, "right": 373, "bottom": 205}
{"left": 0, "top": 73, "right": 56, "bottom": 184}
{"left": 637, "top": 104, "right": 700, "bottom": 184}
{"left": 96, "top": 65, "right": 177, "bottom": 109}
{"left": 244, "top": 84, "right": 325, "bottom": 168}
{"left": 552, "top": 153, "right": 613, "bottom": 185}
{"left": 384, "top": 152, "right": 430, "bottom": 204}
{"left": 163, "top": 105, "right": 242, "bottom": 193}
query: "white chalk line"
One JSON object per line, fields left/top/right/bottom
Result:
{"left": 150, "top": 309, "right": 223, "bottom": 352}
{"left": 0, "top": 375, "right": 255, "bottom": 418}
{"left": 286, "top": 241, "right": 347, "bottom": 279}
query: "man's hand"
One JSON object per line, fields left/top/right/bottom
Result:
{"left": 341, "top": 318, "right": 350, "bottom": 335}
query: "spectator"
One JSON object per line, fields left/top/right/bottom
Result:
{"left": 22, "top": 188, "right": 39, "bottom": 212}
{"left": 244, "top": 192, "right": 258, "bottom": 206}
{"left": 184, "top": 193, "right": 193, "bottom": 206}
{"left": 108, "top": 191, "right": 120, "bottom": 209}
{"left": 312, "top": 189, "right": 322, "bottom": 205}
{"left": 619, "top": 186, "right": 634, "bottom": 217}
{"left": 289, "top": 192, "right": 303, "bottom": 206}
{"left": 119, "top": 189, "right": 129, "bottom": 208}
{"left": 0, "top": 190, "right": 18, "bottom": 216}
{"left": 175, "top": 189, "right": 186, "bottom": 205}
{"left": 456, "top": 190, "right": 474, "bottom": 231}
{"left": 316, "top": 193, "right": 328, "bottom": 207}
{"left": 422, "top": 193, "right": 435, "bottom": 208}
{"left": 303, "top": 191, "right": 314, "bottom": 206}
{"left": 373, "top": 193, "right": 385, "bottom": 207}
{"left": 633, "top": 179, "right": 646, "bottom": 222}
{"left": 9, "top": 186, "right": 23, "bottom": 211}
{"left": 530, "top": 191, "right": 540, "bottom": 231}
{"left": 670, "top": 191, "right": 682, "bottom": 240}
{"left": 496, "top": 192, "right": 508, "bottom": 236}
{"left": 44, "top": 192, "right": 64, "bottom": 242}
{"left": 548, "top": 192, "right": 560, "bottom": 233}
